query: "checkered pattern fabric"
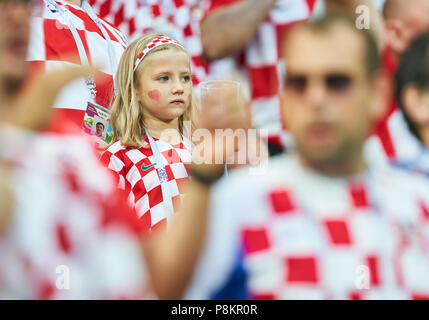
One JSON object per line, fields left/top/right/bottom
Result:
{"left": 101, "top": 137, "right": 192, "bottom": 232}
{"left": 0, "top": 127, "right": 148, "bottom": 299}
{"left": 134, "top": 35, "right": 185, "bottom": 72}
{"left": 88, "top": 0, "right": 207, "bottom": 86}
{"left": 365, "top": 110, "right": 429, "bottom": 175}
{"left": 205, "top": 0, "right": 318, "bottom": 147}
{"left": 186, "top": 154, "right": 429, "bottom": 300}
{"left": 27, "top": 0, "right": 127, "bottom": 127}
{"left": 364, "top": 48, "right": 429, "bottom": 173}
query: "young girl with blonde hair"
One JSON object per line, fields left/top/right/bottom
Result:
{"left": 101, "top": 34, "right": 198, "bottom": 233}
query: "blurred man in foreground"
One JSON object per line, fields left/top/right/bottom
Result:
{"left": 182, "top": 16, "right": 429, "bottom": 299}
{"left": 0, "top": 0, "right": 206, "bottom": 300}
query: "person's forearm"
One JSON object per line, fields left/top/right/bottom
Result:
{"left": 142, "top": 164, "right": 223, "bottom": 299}
{"left": 324, "top": 0, "right": 384, "bottom": 50}
{"left": 201, "top": 0, "right": 277, "bottom": 61}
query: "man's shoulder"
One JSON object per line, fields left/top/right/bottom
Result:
{"left": 371, "top": 162, "right": 429, "bottom": 205}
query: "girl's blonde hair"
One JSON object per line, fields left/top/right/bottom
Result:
{"left": 110, "top": 33, "right": 199, "bottom": 148}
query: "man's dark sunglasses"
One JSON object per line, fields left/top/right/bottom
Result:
{"left": 284, "top": 73, "right": 353, "bottom": 93}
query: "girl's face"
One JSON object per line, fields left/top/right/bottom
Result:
{"left": 136, "top": 48, "right": 192, "bottom": 123}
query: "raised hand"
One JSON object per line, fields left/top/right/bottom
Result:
{"left": 2, "top": 66, "right": 97, "bottom": 131}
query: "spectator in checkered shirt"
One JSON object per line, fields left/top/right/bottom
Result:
{"left": 386, "top": 32, "right": 429, "bottom": 176}
{"left": 87, "top": 0, "right": 208, "bottom": 87}
{"left": 201, "top": 0, "right": 384, "bottom": 157}
{"left": 100, "top": 34, "right": 199, "bottom": 233}
{"left": 179, "top": 15, "right": 429, "bottom": 300}
{"left": 364, "top": 0, "right": 429, "bottom": 169}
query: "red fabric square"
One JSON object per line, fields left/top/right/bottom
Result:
{"left": 114, "top": 4, "right": 125, "bottom": 27}
{"left": 184, "top": 24, "right": 193, "bottom": 37}
{"left": 366, "top": 255, "right": 381, "bottom": 287}
{"left": 99, "top": 0, "right": 112, "bottom": 18}
{"left": 56, "top": 224, "right": 72, "bottom": 255}
{"left": 268, "top": 188, "right": 296, "bottom": 215}
{"left": 249, "top": 65, "right": 279, "bottom": 99}
{"left": 147, "top": 185, "right": 163, "bottom": 208}
{"left": 349, "top": 291, "right": 363, "bottom": 300}
{"left": 129, "top": 18, "right": 136, "bottom": 36}
{"left": 324, "top": 219, "right": 352, "bottom": 246}
{"left": 242, "top": 228, "right": 270, "bottom": 254}
{"left": 151, "top": 4, "right": 161, "bottom": 17}
{"left": 131, "top": 180, "right": 148, "bottom": 204}
{"left": 349, "top": 183, "right": 370, "bottom": 209}
{"left": 163, "top": 148, "right": 181, "bottom": 164}
{"left": 286, "top": 256, "right": 319, "bottom": 284}
{"left": 173, "top": 0, "right": 185, "bottom": 8}
{"left": 252, "top": 293, "right": 276, "bottom": 300}
{"left": 165, "top": 165, "right": 174, "bottom": 182}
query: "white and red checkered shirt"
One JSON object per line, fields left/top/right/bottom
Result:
{"left": 204, "top": 0, "right": 318, "bottom": 148}
{"left": 186, "top": 154, "right": 429, "bottom": 300}
{"left": 27, "top": 0, "right": 127, "bottom": 127}
{"left": 101, "top": 137, "right": 192, "bottom": 232}
{"left": 364, "top": 48, "right": 429, "bottom": 175}
{"left": 88, "top": 0, "right": 207, "bottom": 86}
{"left": 0, "top": 125, "right": 148, "bottom": 299}
{"left": 365, "top": 110, "right": 429, "bottom": 176}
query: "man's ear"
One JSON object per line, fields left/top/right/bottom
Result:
{"left": 402, "top": 84, "right": 429, "bottom": 126}
{"left": 385, "top": 19, "right": 407, "bottom": 54}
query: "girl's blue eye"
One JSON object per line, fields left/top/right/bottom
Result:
{"left": 158, "top": 76, "right": 169, "bottom": 82}
{"left": 181, "top": 75, "right": 191, "bottom": 82}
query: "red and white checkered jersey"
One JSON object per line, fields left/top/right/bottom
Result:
{"left": 27, "top": 0, "right": 127, "bottom": 127}
{"left": 88, "top": 0, "right": 207, "bottom": 86}
{"left": 204, "top": 0, "right": 318, "bottom": 147}
{"left": 100, "top": 137, "right": 192, "bottom": 232}
{"left": 0, "top": 126, "right": 148, "bottom": 299}
{"left": 364, "top": 47, "right": 429, "bottom": 174}
{"left": 186, "top": 154, "right": 429, "bottom": 300}
{"left": 365, "top": 110, "right": 429, "bottom": 175}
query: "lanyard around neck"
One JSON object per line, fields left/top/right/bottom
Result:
{"left": 145, "top": 129, "right": 175, "bottom": 228}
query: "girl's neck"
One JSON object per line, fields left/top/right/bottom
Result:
{"left": 144, "top": 115, "right": 182, "bottom": 144}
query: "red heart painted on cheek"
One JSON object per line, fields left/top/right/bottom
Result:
{"left": 148, "top": 90, "right": 161, "bottom": 102}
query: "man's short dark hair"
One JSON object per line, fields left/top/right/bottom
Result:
{"left": 294, "top": 14, "right": 380, "bottom": 76}
{"left": 96, "top": 122, "right": 105, "bottom": 129}
{"left": 395, "top": 33, "right": 429, "bottom": 141}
